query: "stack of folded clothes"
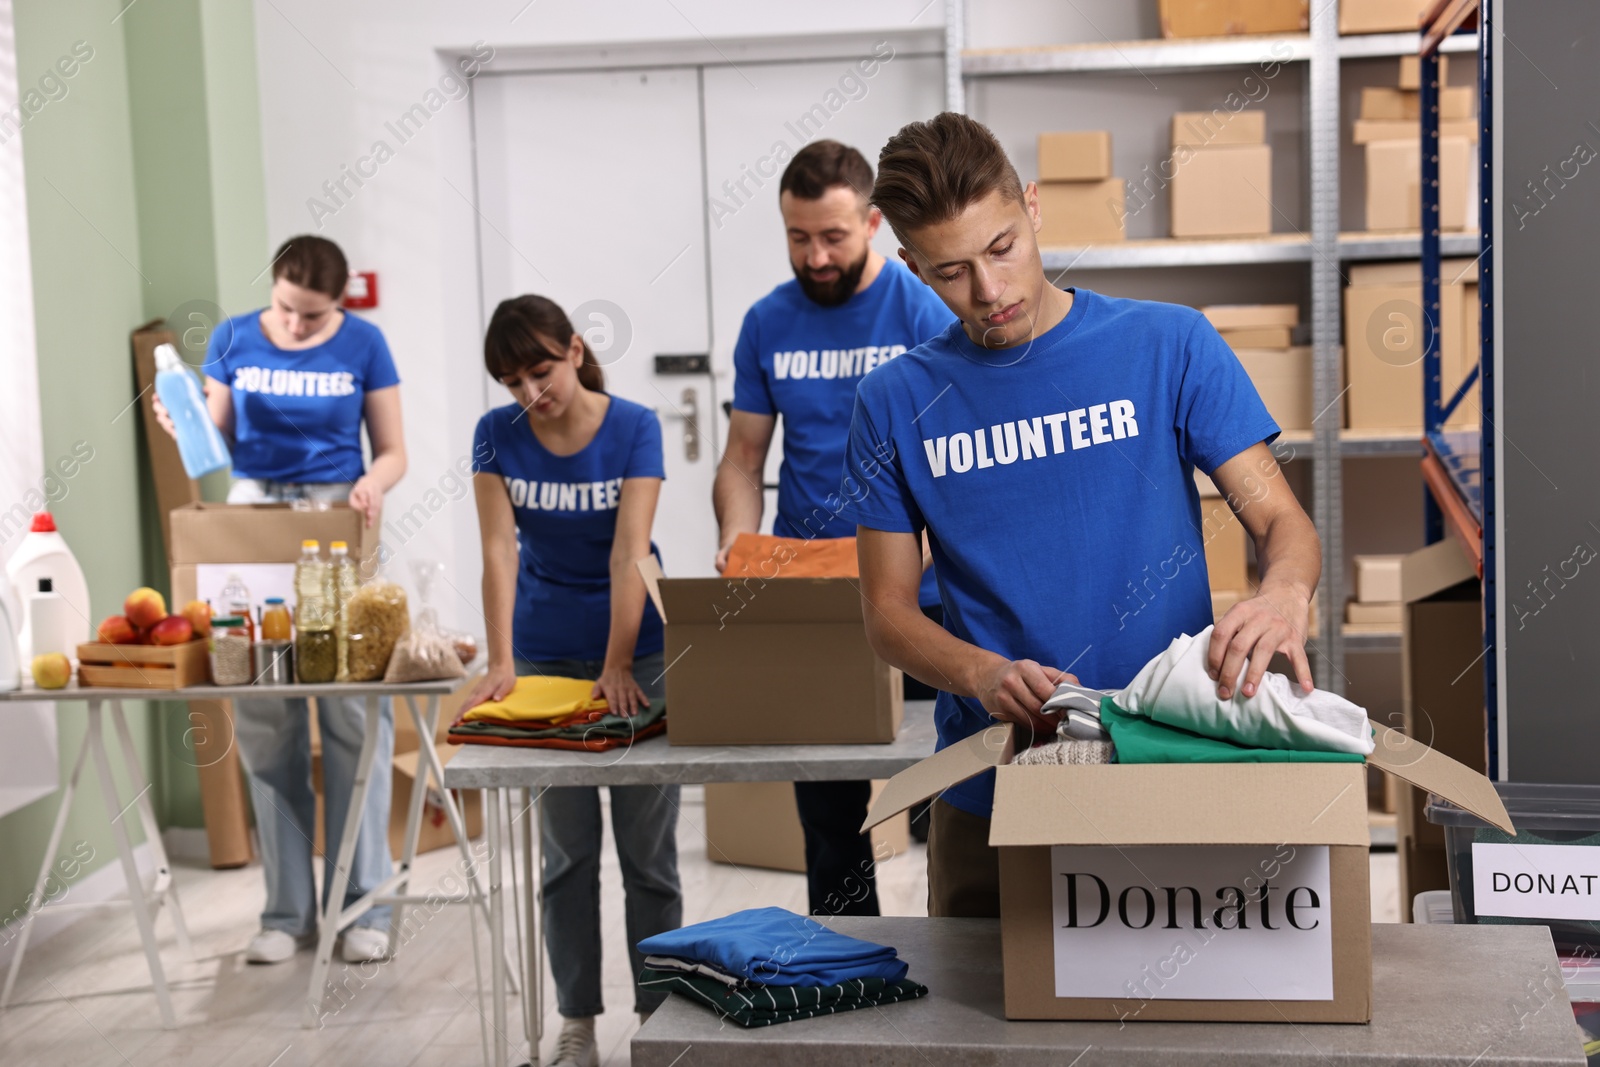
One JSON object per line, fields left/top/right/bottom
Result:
{"left": 636, "top": 907, "right": 927, "bottom": 1027}
{"left": 447, "top": 675, "right": 666, "bottom": 751}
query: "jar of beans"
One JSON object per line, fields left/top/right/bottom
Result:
{"left": 209, "top": 616, "right": 253, "bottom": 686}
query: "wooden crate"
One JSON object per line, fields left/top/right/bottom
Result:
{"left": 77, "top": 639, "right": 210, "bottom": 689}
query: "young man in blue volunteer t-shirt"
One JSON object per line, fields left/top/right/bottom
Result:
{"left": 841, "top": 113, "right": 1323, "bottom": 918}
{"left": 713, "top": 139, "right": 953, "bottom": 918}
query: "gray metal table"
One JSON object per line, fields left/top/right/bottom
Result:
{"left": 633, "top": 917, "right": 1587, "bottom": 1066}
{"left": 441, "top": 699, "right": 937, "bottom": 1067}
{"left": 0, "top": 674, "right": 493, "bottom": 1049}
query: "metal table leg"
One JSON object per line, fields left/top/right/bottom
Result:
{"left": 86, "top": 700, "right": 178, "bottom": 1029}
{"left": 0, "top": 713, "right": 91, "bottom": 1012}
{"left": 487, "top": 787, "right": 507, "bottom": 1067}
{"left": 110, "top": 700, "right": 192, "bottom": 959}
{"left": 302, "top": 693, "right": 382, "bottom": 1029}
{"left": 521, "top": 787, "right": 543, "bottom": 1065}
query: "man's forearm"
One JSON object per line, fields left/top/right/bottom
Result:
{"left": 1254, "top": 509, "right": 1320, "bottom": 602}
{"left": 713, "top": 460, "right": 764, "bottom": 545}
{"left": 862, "top": 594, "right": 1004, "bottom": 699}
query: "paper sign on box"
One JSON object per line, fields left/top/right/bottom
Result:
{"left": 1472, "top": 843, "right": 1600, "bottom": 921}
{"left": 1051, "top": 844, "right": 1333, "bottom": 1001}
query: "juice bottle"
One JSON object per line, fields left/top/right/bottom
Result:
{"left": 329, "top": 541, "right": 360, "bottom": 682}
{"left": 218, "top": 571, "right": 255, "bottom": 643}
{"left": 261, "top": 597, "right": 292, "bottom": 641}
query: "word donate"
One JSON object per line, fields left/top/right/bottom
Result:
{"left": 1473, "top": 842, "right": 1600, "bottom": 921}
{"left": 1050, "top": 844, "right": 1333, "bottom": 1001}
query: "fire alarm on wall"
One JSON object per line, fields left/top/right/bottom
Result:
{"left": 345, "top": 271, "right": 378, "bottom": 309}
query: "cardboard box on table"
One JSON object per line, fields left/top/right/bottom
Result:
{"left": 170, "top": 502, "right": 379, "bottom": 867}
{"left": 636, "top": 556, "right": 902, "bottom": 745}
{"left": 1157, "top": 0, "right": 1307, "bottom": 38}
{"left": 1396, "top": 538, "right": 1486, "bottom": 908}
{"left": 704, "top": 780, "right": 909, "bottom": 873}
{"left": 862, "top": 713, "right": 1510, "bottom": 1021}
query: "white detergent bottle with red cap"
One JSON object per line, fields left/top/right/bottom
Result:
{"left": 5, "top": 512, "right": 91, "bottom": 662}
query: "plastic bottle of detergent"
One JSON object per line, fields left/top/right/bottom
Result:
{"left": 5, "top": 512, "right": 91, "bottom": 661}
{"left": 154, "top": 342, "right": 231, "bottom": 479}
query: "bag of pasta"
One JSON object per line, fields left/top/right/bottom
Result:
{"left": 346, "top": 575, "right": 409, "bottom": 682}
{"left": 384, "top": 560, "right": 467, "bottom": 684}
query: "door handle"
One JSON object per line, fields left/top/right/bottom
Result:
{"left": 658, "top": 387, "right": 701, "bottom": 462}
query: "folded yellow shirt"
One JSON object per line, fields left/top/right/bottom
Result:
{"left": 462, "top": 675, "right": 609, "bottom": 723}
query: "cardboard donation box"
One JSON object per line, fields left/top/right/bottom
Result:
{"left": 864, "top": 719, "right": 1511, "bottom": 1022}
{"left": 169, "top": 501, "right": 377, "bottom": 606}
{"left": 637, "top": 545, "right": 903, "bottom": 745}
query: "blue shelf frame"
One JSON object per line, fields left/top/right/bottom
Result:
{"left": 1419, "top": 0, "right": 1495, "bottom": 775}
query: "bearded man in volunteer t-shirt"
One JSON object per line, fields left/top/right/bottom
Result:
{"left": 841, "top": 112, "right": 1323, "bottom": 919}
{"left": 714, "top": 139, "right": 952, "bottom": 919}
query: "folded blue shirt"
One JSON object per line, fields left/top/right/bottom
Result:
{"left": 637, "top": 907, "right": 909, "bottom": 986}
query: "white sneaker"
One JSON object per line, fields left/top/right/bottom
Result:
{"left": 549, "top": 1016, "right": 598, "bottom": 1067}
{"left": 340, "top": 926, "right": 393, "bottom": 963}
{"left": 245, "top": 929, "right": 307, "bottom": 964}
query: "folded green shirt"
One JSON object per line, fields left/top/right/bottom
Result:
{"left": 638, "top": 967, "right": 927, "bottom": 1028}
{"left": 1100, "top": 698, "right": 1365, "bottom": 764}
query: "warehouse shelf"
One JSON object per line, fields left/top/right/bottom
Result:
{"left": 1274, "top": 430, "right": 1424, "bottom": 458}
{"left": 1343, "top": 626, "right": 1402, "bottom": 652}
{"left": 1041, "top": 231, "right": 1478, "bottom": 271}
{"left": 960, "top": 30, "right": 1477, "bottom": 77}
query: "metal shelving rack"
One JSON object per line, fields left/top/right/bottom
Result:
{"left": 944, "top": 2, "right": 1481, "bottom": 688}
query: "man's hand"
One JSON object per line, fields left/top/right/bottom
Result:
{"left": 1207, "top": 580, "right": 1314, "bottom": 700}
{"left": 713, "top": 536, "right": 740, "bottom": 576}
{"left": 977, "top": 657, "right": 1076, "bottom": 746}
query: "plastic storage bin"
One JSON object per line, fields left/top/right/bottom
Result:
{"left": 1425, "top": 782, "right": 1600, "bottom": 954}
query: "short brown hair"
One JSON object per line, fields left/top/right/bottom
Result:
{"left": 271, "top": 235, "right": 349, "bottom": 299}
{"left": 779, "top": 139, "right": 874, "bottom": 202}
{"left": 872, "top": 113, "right": 1024, "bottom": 239}
{"left": 484, "top": 295, "right": 605, "bottom": 393}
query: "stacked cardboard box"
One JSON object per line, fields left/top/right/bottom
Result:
{"left": 1359, "top": 60, "right": 1477, "bottom": 233}
{"left": 1204, "top": 304, "right": 1311, "bottom": 432}
{"left": 1343, "top": 257, "right": 1480, "bottom": 432}
{"left": 1157, "top": 0, "right": 1308, "bottom": 38}
{"left": 1339, "top": 0, "right": 1431, "bottom": 34}
{"left": 1347, "top": 554, "right": 1404, "bottom": 630}
{"left": 1170, "top": 111, "right": 1271, "bottom": 238}
{"left": 1035, "top": 131, "right": 1125, "bottom": 245}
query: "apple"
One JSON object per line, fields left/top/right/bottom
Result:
{"left": 124, "top": 587, "right": 167, "bottom": 630}
{"left": 149, "top": 615, "right": 194, "bottom": 646}
{"left": 97, "top": 615, "right": 138, "bottom": 645}
{"left": 180, "top": 600, "right": 212, "bottom": 639}
{"left": 32, "top": 653, "right": 70, "bottom": 690}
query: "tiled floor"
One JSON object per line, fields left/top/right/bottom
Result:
{"left": 0, "top": 788, "right": 1399, "bottom": 1066}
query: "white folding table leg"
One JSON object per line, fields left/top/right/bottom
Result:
{"left": 302, "top": 693, "right": 382, "bottom": 1030}
{"left": 387, "top": 696, "right": 431, "bottom": 958}
{"left": 110, "top": 700, "right": 192, "bottom": 960}
{"left": 486, "top": 787, "right": 508, "bottom": 1067}
{"left": 520, "top": 787, "right": 543, "bottom": 1065}
{"left": 1, "top": 719, "right": 91, "bottom": 1011}
{"left": 87, "top": 701, "right": 178, "bottom": 1029}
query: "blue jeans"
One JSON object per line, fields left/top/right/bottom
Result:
{"left": 517, "top": 652, "right": 681, "bottom": 1016}
{"left": 228, "top": 476, "right": 394, "bottom": 935}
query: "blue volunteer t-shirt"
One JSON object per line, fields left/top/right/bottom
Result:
{"left": 841, "top": 289, "right": 1280, "bottom": 817}
{"left": 733, "top": 261, "right": 952, "bottom": 606}
{"left": 472, "top": 396, "right": 666, "bottom": 663}
{"left": 207, "top": 311, "right": 400, "bottom": 484}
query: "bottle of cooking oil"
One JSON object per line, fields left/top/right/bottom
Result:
{"left": 293, "top": 540, "right": 335, "bottom": 683}
{"left": 329, "top": 540, "right": 360, "bottom": 682}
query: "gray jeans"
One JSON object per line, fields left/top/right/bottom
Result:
{"left": 516, "top": 652, "right": 681, "bottom": 1016}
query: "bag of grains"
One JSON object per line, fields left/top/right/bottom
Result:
{"left": 384, "top": 559, "right": 467, "bottom": 684}
{"left": 346, "top": 577, "right": 409, "bottom": 682}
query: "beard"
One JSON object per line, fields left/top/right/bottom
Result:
{"left": 792, "top": 249, "right": 869, "bottom": 308}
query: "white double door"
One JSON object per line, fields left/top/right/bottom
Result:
{"left": 472, "top": 48, "right": 944, "bottom": 576}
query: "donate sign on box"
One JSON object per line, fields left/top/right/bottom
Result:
{"left": 1050, "top": 844, "right": 1334, "bottom": 1001}
{"left": 1472, "top": 842, "right": 1600, "bottom": 921}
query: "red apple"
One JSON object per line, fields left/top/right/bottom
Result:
{"left": 97, "top": 615, "right": 138, "bottom": 645}
{"left": 149, "top": 615, "right": 193, "bottom": 646}
{"left": 124, "top": 587, "right": 167, "bottom": 630}
{"left": 180, "top": 600, "right": 212, "bottom": 639}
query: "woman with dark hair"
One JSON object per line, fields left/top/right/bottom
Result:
{"left": 463, "top": 294, "right": 680, "bottom": 1067}
{"left": 155, "top": 234, "right": 407, "bottom": 967}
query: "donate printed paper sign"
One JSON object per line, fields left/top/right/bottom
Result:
{"left": 1050, "top": 844, "right": 1333, "bottom": 1001}
{"left": 1472, "top": 843, "right": 1600, "bottom": 920}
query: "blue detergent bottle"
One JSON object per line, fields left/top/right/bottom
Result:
{"left": 154, "top": 342, "right": 231, "bottom": 478}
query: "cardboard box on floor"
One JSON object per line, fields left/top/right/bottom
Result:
{"left": 1035, "top": 179, "right": 1126, "bottom": 245}
{"left": 636, "top": 556, "right": 903, "bottom": 745}
{"left": 1396, "top": 538, "right": 1485, "bottom": 907}
{"left": 1038, "top": 131, "right": 1111, "bottom": 181}
{"left": 704, "top": 780, "right": 908, "bottom": 873}
{"left": 1158, "top": 0, "right": 1307, "bottom": 38}
{"left": 1338, "top": 0, "right": 1429, "bottom": 34}
{"left": 862, "top": 710, "right": 1510, "bottom": 1020}
{"left": 1344, "top": 258, "right": 1478, "bottom": 432}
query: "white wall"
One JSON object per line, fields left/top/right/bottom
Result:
{"left": 250, "top": 0, "right": 946, "bottom": 633}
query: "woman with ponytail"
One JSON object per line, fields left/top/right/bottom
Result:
{"left": 464, "top": 295, "right": 680, "bottom": 1066}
